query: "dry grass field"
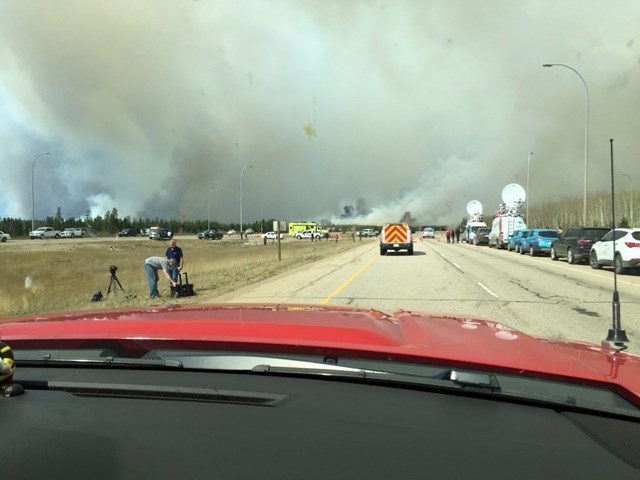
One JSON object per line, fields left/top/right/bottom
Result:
{"left": 0, "top": 235, "right": 365, "bottom": 317}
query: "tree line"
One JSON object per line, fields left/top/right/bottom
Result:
{"left": 0, "top": 206, "right": 280, "bottom": 238}
{"left": 2, "top": 190, "right": 637, "bottom": 238}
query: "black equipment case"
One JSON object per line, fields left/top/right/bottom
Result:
{"left": 171, "top": 272, "right": 195, "bottom": 297}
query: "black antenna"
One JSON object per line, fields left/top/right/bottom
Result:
{"left": 605, "top": 139, "right": 629, "bottom": 347}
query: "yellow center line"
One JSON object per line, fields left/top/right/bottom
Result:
{"left": 321, "top": 254, "right": 379, "bottom": 304}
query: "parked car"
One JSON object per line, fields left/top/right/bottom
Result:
{"left": 227, "top": 229, "right": 237, "bottom": 235}
{"left": 198, "top": 230, "right": 223, "bottom": 240}
{"left": 118, "top": 228, "right": 138, "bottom": 237}
{"left": 294, "top": 229, "right": 322, "bottom": 240}
{"left": 0, "top": 231, "right": 11, "bottom": 242}
{"left": 422, "top": 227, "right": 434, "bottom": 239}
{"left": 550, "top": 226, "right": 610, "bottom": 264}
{"left": 261, "top": 231, "right": 285, "bottom": 240}
{"left": 473, "top": 227, "right": 490, "bottom": 245}
{"left": 519, "top": 229, "right": 559, "bottom": 256}
{"left": 60, "top": 227, "right": 86, "bottom": 238}
{"left": 359, "top": 228, "right": 378, "bottom": 237}
{"left": 149, "top": 227, "right": 173, "bottom": 240}
{"left": 507, "top": 229, "right": 531, "bottom": 252}
{"left": 589, "top": 228, "right": 640, "bottom": 274}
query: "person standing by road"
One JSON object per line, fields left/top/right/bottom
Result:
{"left": 165, "top": 239, "right": 183, "bottom": 282}
{"left": 143, "top": 256, "right": 177, "bottom": 299}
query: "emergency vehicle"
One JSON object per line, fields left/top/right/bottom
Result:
{"left": 380, "top": 223, "right": 413, "bottom": 255}
{"left": 288, "top": 222, "right": 317, "bottom": 236}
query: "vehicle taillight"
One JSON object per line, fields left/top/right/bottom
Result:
{"left": 577, "top": 239, "right": 593, "bottom": 245}
{"left": 624, "top": 241, "right": 640, "bottom": 248}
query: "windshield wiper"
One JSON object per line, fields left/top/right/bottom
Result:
{"left": 17, "top": 355, "right": 183, "bottom": 368}
{"left": 251, "top": 364, "right": 501, "bottom": 392}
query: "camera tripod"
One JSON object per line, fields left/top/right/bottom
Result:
{"left": 108, "top": 270, "right": 124, "bottom": 294}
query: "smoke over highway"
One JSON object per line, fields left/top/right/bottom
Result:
{"left": 1, "top": 1, "right": 639, "bottom": 226}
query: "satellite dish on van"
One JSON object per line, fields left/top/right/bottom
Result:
{"left": 502, "top": 184, "right": 526, "bottom": 207}
{"left": 466, "top": 200, "right": 483, "bottom": 216}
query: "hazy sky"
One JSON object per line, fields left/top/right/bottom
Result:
{"left": 1, "top": 0, "right": 639, "bottom": 226}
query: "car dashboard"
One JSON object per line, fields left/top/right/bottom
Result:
{"left": 3, "top": 356, "right": 640, "bottom": 479}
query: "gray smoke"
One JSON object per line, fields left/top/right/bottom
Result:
{"left": 1, "top": 0, "right": 639, "bottom": 227}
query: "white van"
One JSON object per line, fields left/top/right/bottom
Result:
{"left": 462, "top": 222, "right": 487, "bottom": 243}
{"left": 488, "top": 215, "right": 526, "bottom": 249}
{"left": 422, "top": 227, "right": 434, "bottom": 238}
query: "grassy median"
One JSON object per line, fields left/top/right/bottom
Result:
{"left": 0, "top": 236, "right": 365, "bottom": 317}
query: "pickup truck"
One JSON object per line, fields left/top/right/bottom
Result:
{"left": 294, "top": 230, "right": 322, "bottom": 240}
{"left": 0, "top": 231, "right": 11, "bottom": 242}
{"left": 60, "top": 227, "right": 86, "bottom": 238}
{"left": 29, "top": 227, "right": 61, "bottom": 239}
{"left": 380, "top": 223, "right": 413, "bottom": 255}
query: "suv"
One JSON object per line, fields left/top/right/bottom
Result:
{"left": 589, "top": 228, "right": 640, "bottom": 274}
{"left": 60, "top": 227, "right": 86, "bottom": 238}
{"left": 473, "top": 227, "right": 490, "bottom": 245}
{"left": 519, "top": 229, "right": 559, "bottom": 256}
{"left": 507, "top": 229, "right": 530, "bottom": 252}
{"left": 119, "top": 228, "right": 138, "bottom": 237}
{"left": 359, "top": 228, "right": 378, "bottom": 237}
{"left": 198, "top": 230, "right": 223, "bottom": 240}
{"left": 294, "top": 230, "right": 321, "bottom": 240}
{"left": 149, "top": 227, "right": 174, "bottom": 240}
{"left": 422, "top": 227, "right": 434, "bottom": 239}
{"left": 550, "top": 226, "right": 610, "bottom": 264}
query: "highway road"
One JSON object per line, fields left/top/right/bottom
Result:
{"left": 209, "top": 237, "right": 640, "bottom": 355}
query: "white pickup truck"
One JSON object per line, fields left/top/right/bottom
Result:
{"left": 29, "top": 226, "right": 61, "bottom": 239}
{"left": 294, "top": 229, "right": 322, "bottom": 240}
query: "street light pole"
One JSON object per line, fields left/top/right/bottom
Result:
{"left": 621, "top": 173, "right": 633, "bottom": 226}
{"left": 543, "top": 63, "right": 589, "bottom": 225}
{"left": 31, "top": 152, "right": 50, "bottom": 231}
{"left": 526, "top": 152, "right": 533, "bottom": 225}
{"left": 240, "top": 166, "right": 253, "bottom": 239}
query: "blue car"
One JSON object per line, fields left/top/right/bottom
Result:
{"left": 507, "top": 229, "right": 531, "bottom": 253}
{"left": 520, "top": 229, "right": 560, "bottom": 256}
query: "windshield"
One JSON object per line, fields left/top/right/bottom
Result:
{"left": 1, "top": 0, "right": 640, "bottom": 422}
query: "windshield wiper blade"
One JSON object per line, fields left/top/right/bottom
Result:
{"left": 251, "top": 364, "right": 501, "bottom": 392}
{"left": 17, "top": 356, "right": 183, "bottom": 368}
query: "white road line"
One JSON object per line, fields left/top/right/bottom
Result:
{"left": 478, "top": 282, "right": 499, "bottom": 298}
{"left": 430, "top": 247, "right": 464, "bottom": 272}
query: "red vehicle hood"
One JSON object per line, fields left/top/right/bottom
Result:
{"left": 1, "top": 303, "right": 639, "bottom": 401}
